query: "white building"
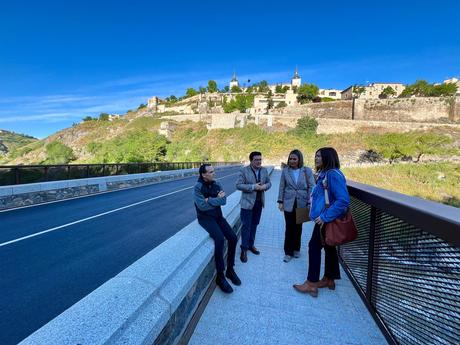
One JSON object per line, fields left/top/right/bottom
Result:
{"left": 341, "top": 82, "right": 405, "bottom": 100}
{"left": 318, "top": 89, "right": 342, "bottom": 100}
{"left": 229, "top": 72, "right": 239, "bottom": 89}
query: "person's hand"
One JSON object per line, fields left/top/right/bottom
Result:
{"left": 278, "top": 203, "right": 284, "bottom": 212}
{"left": 314, "top": 216, "right": 324, "bottom": 227}
{"left": 217, "top": 191, "right": 226, "bottom": 198}
{"left": 254, "top": 183, "right": 264, "bottom": 191}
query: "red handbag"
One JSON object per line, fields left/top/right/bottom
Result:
{"left": 322, "top": 172, "right": 358, "bottom": 246}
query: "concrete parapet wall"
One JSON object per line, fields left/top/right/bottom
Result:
{"left": 0, "top": 166, "right": 241, "bottom": 211}
{"left": 20, "top": 166, "right": 274, "bottom": 345}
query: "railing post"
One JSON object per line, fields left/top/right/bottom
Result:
{"left": 67, "top": 165, "right": 70, "bottom": 180}
{"left": 366, "top": 206, "right": 377, "bottom": 302}
{"left": 44, "top": 166, "right": 48, "bottom": 182}
{"left": 14, "top": 167, "right": 20, "bottom": 185}
{"left": 86, "top": 165, "right": 90, "bottom": 178}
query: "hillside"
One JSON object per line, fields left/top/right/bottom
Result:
{"left": 2, "top": 108, "right": 459, "bottom": 166}
{"left": 0, "top": 130, "right": 37, "bottom": 161}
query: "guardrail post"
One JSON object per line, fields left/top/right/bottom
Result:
{"left": 67, "top": 166, "right": 71, "bottom": 179}
{"left": 44, "top": 166, "right": 48, "bottom": 182}
{"left": 14, "top": 167, "right": 20, "bottom": 185}
{"left": 366, "top": 206, "right": 377, "bottom": 302}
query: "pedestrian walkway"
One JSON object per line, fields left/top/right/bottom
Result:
{"left": 189, "top": 170, "right": 388, "bottom": 345}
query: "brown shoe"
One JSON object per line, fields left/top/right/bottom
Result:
{"left": 293, "top": 281, "right": 318, "bottom": 297}
{"left": 249, "top": 246, "right": 260, "bottom": 255}
{"left": 240, "top": 250, "right": 248, "bottom": 263}
{"left": 317, "top": 277, "right": 336, "bottom": 290}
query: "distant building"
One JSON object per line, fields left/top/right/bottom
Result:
{"left": 341, "top": 82, "right": 405, "bottom": 100}
{"left": 291, "top": 67, "right": 301, "bottom": 88}
{"left": 318, "top": 88, "right": 342, "bottom": 100}
{"left": 229, "top": 72, "right": 239, "bottom": 89}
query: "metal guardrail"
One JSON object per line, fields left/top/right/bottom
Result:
{"left": 0, "top": 162, "right": 240, "bottom": 186}
{"left": 341, "top": 181, "right": 460, "bottom": 345}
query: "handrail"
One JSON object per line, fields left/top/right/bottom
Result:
{"left": 0, "top": 162, "right": 240, "bottom": 186}
{"left": 341, "top": 180, "right": 460, "bottom": 345}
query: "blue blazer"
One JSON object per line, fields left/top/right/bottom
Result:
{"left": 310, "top": 169, "right": 350, "bottom": 222}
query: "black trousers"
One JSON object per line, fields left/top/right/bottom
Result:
{"left": 283, "top": 200, "right": 303, "bottom": 256}
{"left": 307, "top": 223, "right": 341, "bottom": 282}
{"left": 198, "top": 215, "right": 237, "bottom": 273}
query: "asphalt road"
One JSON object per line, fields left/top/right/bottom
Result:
{"left": 0, "top": 167, "right": 241, "bottom": 345}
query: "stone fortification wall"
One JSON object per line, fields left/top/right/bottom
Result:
{"left": 315, "top": 118, "right": 460, "bottom": 134}
{"left": 354, "top": 97, "right": 459, "bottom": 123}
{"left": 280, "top": 101, "right": 353, "bottom": 119}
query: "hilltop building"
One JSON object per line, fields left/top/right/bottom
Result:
{"left": 229, "top": 72, "right": 239, "bottom": 89}
{"left": 318, "top": 88, "right": 342, "bottom": 100}
{"left": 341, "top": 82, "right": 405, "bottom": 100}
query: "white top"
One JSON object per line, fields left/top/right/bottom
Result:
{"left": 291, "top": 168, "right": 301, "bottom": 184}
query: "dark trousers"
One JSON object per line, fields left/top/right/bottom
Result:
{"left": 307, "top": 223, "right": 341, "bottom": 282}
{"left": 198, "top": 215, "right": 237, "bottom": 273}
{"left": 240, "top": 199, "right": 263, "bottom": 250}
{"left": 283, "top": 200, "right": 303, "bottom": 256}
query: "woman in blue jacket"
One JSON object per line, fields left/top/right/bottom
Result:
{"left": 293, "top": 147, "right": 350, "bottom": 297}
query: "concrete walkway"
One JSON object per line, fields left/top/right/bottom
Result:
{"left": 189, "top": 170, "right": 388, "bottom": 345}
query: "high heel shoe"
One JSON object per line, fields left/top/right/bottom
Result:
{"left": 293, "top": 281, "right": 318, "bottom": 297}
{"left": 317, "top": 277, "right": 335, "bottom": 290}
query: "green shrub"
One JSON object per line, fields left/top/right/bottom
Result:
{"left": 43, "top": 141, "right": 76, "bottom": 164}
{"left": 294, "top": 116, "right": 318, "bottom": 135}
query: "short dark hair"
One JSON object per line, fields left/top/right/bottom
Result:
{"left": 316, "top": 147, "right": 340, "bottom": 172}
{"left": 198, "top": 164, "right": 212, "bottom": 179}
{"left": 249, "top": 151, "right": 262, "bottom": 161}
{"left": 287, "top": 149, "right": 304, "bottom": 168}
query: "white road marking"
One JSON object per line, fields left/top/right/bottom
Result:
{"left": 0, "top": 172, "right": 239, "bottom": 248}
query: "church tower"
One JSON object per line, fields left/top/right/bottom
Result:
{"left": 229, "top": 72, "right": 239, "bottom": 89}
{"left": 291, "top": 67, "right": 301, "bottom": 88}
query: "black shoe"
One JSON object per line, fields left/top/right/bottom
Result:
{"left": 240, "top": 250, "right": 248, "bottom": 263}
{"left": 226, "top": 268, "right": 241, "bottom": 286}
{"left": 216, "top": 274, "right": 233, "bottom": 293}
{"left": 249, "top": 246, "right": 260, "bottom": 255}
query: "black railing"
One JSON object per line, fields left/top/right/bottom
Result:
{"left": 0, "top": 162, "right": 240, "bottom": 186}
{"left": 341, "top": 181, "right": 460, "bottom": 345}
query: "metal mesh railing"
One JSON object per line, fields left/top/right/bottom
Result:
{"left": 0, "top": 162, "right": 240, "bottom": 186}
{"left": 340, "top": 183, "right": 460, "bottom": 345}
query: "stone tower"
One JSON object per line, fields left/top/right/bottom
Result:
{"left": 291, "top": 67, "right": 301, "bottom": 88}
{"left": 229, "top": 72, "right": 239, "bottom": 89}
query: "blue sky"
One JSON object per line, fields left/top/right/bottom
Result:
{"left": 0, "top": 0, "right": 459, "bottom": 138}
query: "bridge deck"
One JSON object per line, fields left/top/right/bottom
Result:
{"left": 189, "top": 170, "right": 388, "bottom": 345}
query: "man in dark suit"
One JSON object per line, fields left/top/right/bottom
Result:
{"left": 235, "top": 151, "right": 271, "bottom": 263}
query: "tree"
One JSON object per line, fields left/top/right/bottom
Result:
{"left": 294, "top": 116, "right": 318, "bottom": 135}
{"left": 223, "top": 94, "right": 254, "bottom": 113}
{"left": 275, "top": 101, "right": 287, "bottom": 108}
{"left": 99, "top": 113, "right": 110, "bottom": 121}
{"left": 231, "top": 85, "right": 242, "bottom": 93}
{"left": 275, "top": 85, "right": 289, "bottom": 93}
{"left": 186, "top": 88, "right": 198, "bottom": 98}
{"left": 207, "top": 80, "right": 218, "bottom": 93}
{"left": 137, "top": 103, "right": 147, "bottom": 110}
{"left": 379, "top": 86, "right": 396, "bottom": 99}
{"left": 221, "top": 85, "right": 230, "bottom": 93}
{"left": 296, "top": 83, "right": 319, "bottom": 104}
{"left": 43, "top": 141, "right": 76, "bottom": 164}
{"left": 352, "top": 85, "right": 366, "bottom": 98}
{"left": 257, "top": 80, "right": 269, "bottom": 92}
{"left": 198, "top": 86, "right": 207, "bottom": 94}
{"left": 165, "top": 95, "right": 178, "bottom": 104}
{"left": 83, "top": 116, "right": 94, "bottom": 122}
